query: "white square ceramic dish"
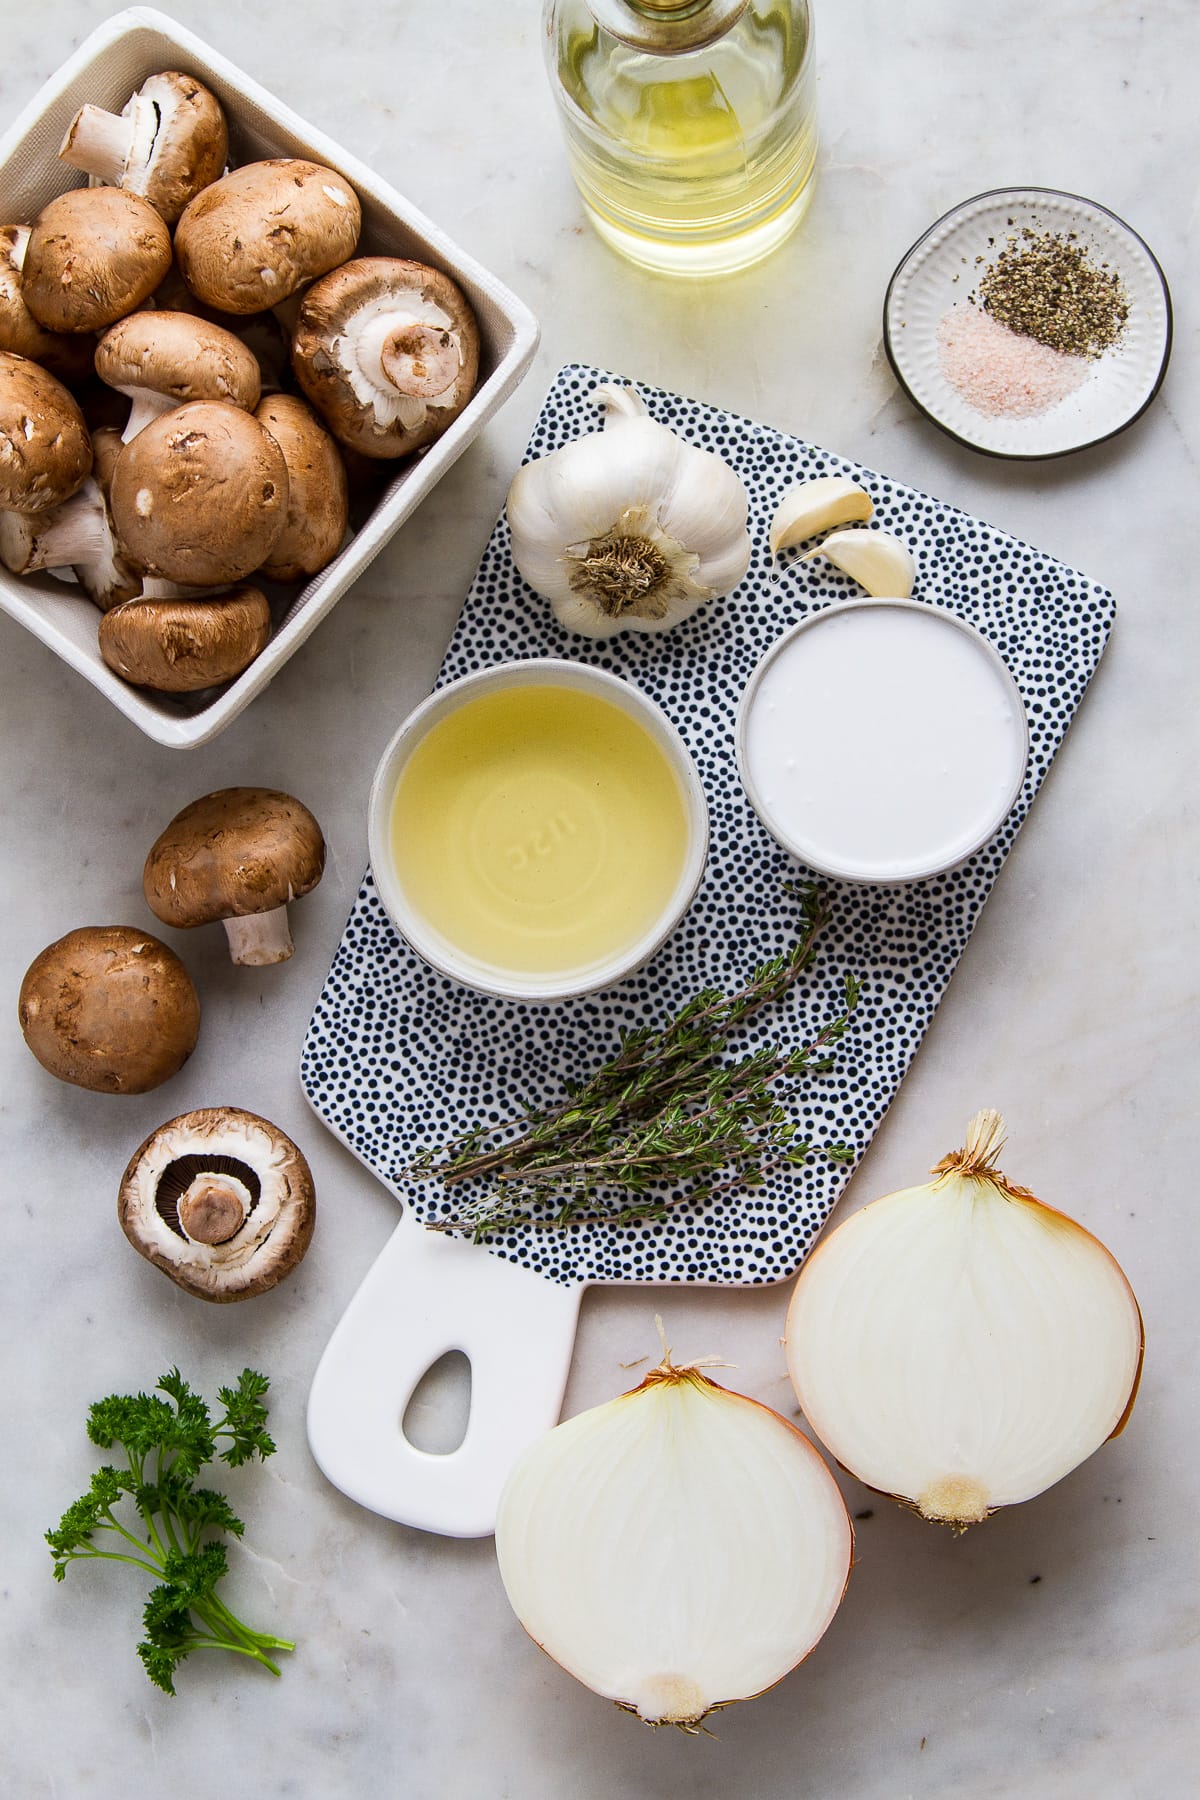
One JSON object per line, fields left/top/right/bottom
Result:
{"left": 0, "top": 7, "right": 539, "bottom": 748}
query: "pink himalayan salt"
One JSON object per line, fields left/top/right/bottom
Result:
{"left": 937, "top": 301, "right": 1091, "bottom": 419}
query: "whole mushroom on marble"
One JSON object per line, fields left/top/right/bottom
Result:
{"left": 143, "top": 787, "right": 326, "bottom": 966}
{"left": 18, "top": 925, "right": 200, "bottom": 1094}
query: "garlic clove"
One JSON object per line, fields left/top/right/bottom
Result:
{"left": 802, "top": 526, "right": 916, "bottom": 598}
{"left": 769, "top": 477, "right": 874, "bottom": 555}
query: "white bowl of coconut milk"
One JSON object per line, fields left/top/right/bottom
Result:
{"left": 736, "top": 599, "right": 1029, "bottom": 883}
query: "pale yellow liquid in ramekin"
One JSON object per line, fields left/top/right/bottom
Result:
{"left": 388, "top": 684, "right": 690, "bottom": 979}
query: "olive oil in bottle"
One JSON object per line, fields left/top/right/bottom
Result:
{"left": 544, "top": 0, "right": 818, "bottom": 277}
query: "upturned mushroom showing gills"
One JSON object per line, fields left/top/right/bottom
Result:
{"left": 117, "top": 1107, "right": 316, "bottom": 1302}
{"left": 174, "top": 159, "right": 362, "bottom": 315}
{"left": 59, "top": 72, "right": 228, "bottom": 227}
{"left": 291, "top": 256, "right": 480, "bottom": 459}
{"left": 21, "top": 187, "right": 172, "bottom": 334}
{"left": 0, "top": 351, "right": 92, "bottom": 514}
{"left": 143, "top": 787, "right": 326, "bottom": 966}
{"left": 109, "top": 400, "right": 289, "bottom": 586}
{"left": 18, "top": 925, "right": 200, "bottom": 1094}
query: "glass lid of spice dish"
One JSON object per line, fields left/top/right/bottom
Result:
{"left": 543, "top": 1, "right": 818, "bottom": 276}
{"left": 883, "top": 188, "right": 1171, "bottom": 459}
{"left": 368, "top": 660, "right": 709, "bottom": 1001}
{"left": 736, "top": 600, "right": 1029, "bottom": 885}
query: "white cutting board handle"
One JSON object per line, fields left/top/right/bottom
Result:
{"left": 307, "top": 1212, "right": 582, "bottom": 1537}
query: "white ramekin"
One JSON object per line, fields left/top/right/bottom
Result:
{"left": 368, "top": 659, "right": 709, "bottom": 1002}
{"left": 735, "top": 598, "right": 1029, "bottom": 884}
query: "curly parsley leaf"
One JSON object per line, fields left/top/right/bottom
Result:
{"left": 47, "top": 1367, "right": 293, "bottom": 1694}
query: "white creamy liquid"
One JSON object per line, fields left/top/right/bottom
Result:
{"left": 742, "top": 604, "right": 1027, "bottom": 881}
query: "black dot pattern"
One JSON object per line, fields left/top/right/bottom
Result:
{"left": 300, "top": 364, "right": 1115, "bottom": 1290}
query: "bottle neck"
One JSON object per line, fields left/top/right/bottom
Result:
{"left": 587, "top": 1, "right": 750, "bottom": 53}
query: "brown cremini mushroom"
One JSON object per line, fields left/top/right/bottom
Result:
{"left": 0, "top": 350, "right": 92, "bottom": 514}
{"left": 109, "top": 400, "right": 289, "bottom": 586}
{"left": 143, "top": 787, "right": 326, "bottom": 965}
{"left": 175, "top": 159, "right": 361, "bottom": 315}
{"left": 59, "top": 72, "right": 228, "bottom": 227}
{"left": 117, "top": 1106, "right": 316, "bottom": 1302}
{"left": 18, "top": 924, "right": 200, "bottom": 1094}
{"left": 96, "top": 310, "right": 262, "bottom": 440}
{"left": 292, "top": 256, "right": 480, "bottom": 459}
{"left": 22, "top": 187, "right": 172, "bottom": 334}
{"left": 0, "top": 424, "right": 139, "bottom": 609}
{"left": 99, "top": 585, "right": 271, "bottom": 690}
{"left": 0, "top": 225, "right": 95, "bottom": 383}
{"left": 254, "top": 394, "right": 349, "bottom": 580}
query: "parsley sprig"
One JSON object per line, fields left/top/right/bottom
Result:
{"left": 46, "top": 1367, "right": 293, "bottom": 1695}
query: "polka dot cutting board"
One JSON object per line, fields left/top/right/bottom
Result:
{"left": 301, "top": 365, "right": 1115, "bottom": 1536}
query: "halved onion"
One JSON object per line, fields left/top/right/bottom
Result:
{"left": 495, "top": 1338, "right": 853, "bottom": 1729}
{"left": 785, "top": 1110, "right": 1144, "bottom": 1527}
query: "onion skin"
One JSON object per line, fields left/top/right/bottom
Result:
{"left": 784, "top": 1110, "right": 1144, "bottom": 1528}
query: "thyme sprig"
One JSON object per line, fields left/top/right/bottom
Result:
{"left": 409, "top": 886, "right": 860, "bottom": 1239}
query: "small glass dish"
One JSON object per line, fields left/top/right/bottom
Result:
{"left": 883, "top": 187, "right": 1171, "bottom": 460}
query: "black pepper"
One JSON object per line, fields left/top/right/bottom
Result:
{"left": 974, "top": 227, "right": 1129, "bottom": 359}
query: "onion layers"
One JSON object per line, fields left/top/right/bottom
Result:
{"left": 785, "top": 1110, "right": 1143, "bottom": 1526}
{"left": 495, "top": 1343, "right": 852, "bottom": 1728}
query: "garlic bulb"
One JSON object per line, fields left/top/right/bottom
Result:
{"left": 769, "top": 476, "right": 874, "bottom": 554}
{"left": 495, "top": 1332, "right": 852, "bottom": 1729}
{"left": 785, "top": 1110, "right": 1143, "bottom": 1528}
{"left": 802, "top": 526, "right": 916, "bottom": 598}
{"left": 506, "top": 384, "right": 752, "bottom": 638}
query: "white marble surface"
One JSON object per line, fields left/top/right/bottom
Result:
{"left": 2, "top": 3, "right": 1197, "bottom": 1795}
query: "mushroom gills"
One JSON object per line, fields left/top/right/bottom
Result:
{"left": 152, "top": 1151, "right": 262, "bottom": 1241}
{"left": 339, "top": 294, "right": 463, "bottom": 430}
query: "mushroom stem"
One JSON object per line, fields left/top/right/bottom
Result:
{"left": 59, "top": 101, "right": 149, "bottom": 187}
{"left": 223, "top": 906, "right": 295, "bottom": 966}
{"left": 178, "top": 1173, "right": 250, "bottom": 1245}
{"left": 121, "top": 388, "right": 180, "bottom": 442}
{"left": 0, "top": 482, "right": 110, "bottom": 574}
{"left": 380, "top": 323, "right": 461, "bottom": 399}
{"left": 0, "top": 478, "right": 138, "bottom": 610}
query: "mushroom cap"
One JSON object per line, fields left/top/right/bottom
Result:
{"left": 143, "top": 787, "right": 326, "bottom": 928}
{"left": 99, "top": 585, "right": 271, "bottom": 690}
{"left": 95, "top": 310, "right": 262, "bottom": 413}
{"left": 18, "top": 924, "right": 200, "bottom": 1094}
{"left": 0, "top": 224, "right": 96, "bottom": 383}
{"left": 292, "top": 256, "right": 480, "bottom": 459}
{"left": 0, "top": 350, "right": 93, "bottom": 514}
{"left": 175, "top": 159, "right": 362, "bottom": 315}
{"left": 117, "top": 1106, "right": 316, "bottom": 1302}
{"left": 22, "top": 186, "right": 172, "bottom": 333}
{"left": 255, "top": 394, "right": 349, "bottom": 580}
{"left": 109, "top": 400, "right": 289, "bottom": 585}
{"left": 61, "top": 73, "right": 228, "bottom": 227}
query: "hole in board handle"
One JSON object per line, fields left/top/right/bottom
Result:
{"left": 401, "top": 1350, "right": 472, "bottom": 1455}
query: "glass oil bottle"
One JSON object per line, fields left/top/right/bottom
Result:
{"left": 543, "top": 0, "right": 818, "bottom": 277}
